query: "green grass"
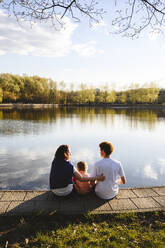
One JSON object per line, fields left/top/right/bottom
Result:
{"left": 0, "top": 211, "right": 165, "bottom": 248}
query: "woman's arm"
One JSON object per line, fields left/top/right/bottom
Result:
{"left": 74, "top": 170, "right": 105, "bottom": 182}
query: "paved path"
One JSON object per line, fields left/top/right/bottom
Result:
{"left": 0, "top": 186, "right": 165, "bottom": 215}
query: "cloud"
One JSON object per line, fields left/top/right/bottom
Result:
{"left": 73, "top": 41, "right": 103, "bottom": 57}
{"left": 92, "top": 20, "right": 107, "bottom": 29}
{"left": 0, "top": 145, "right": 97, "bottom": 189}
{"left": 143, "top": 164, "right": 158, "bottom": 180}
{"left": 71, "top": 148, "right": 96, "bottom": 167}
{"left": 0, "top": 50, "right": 5, "bottom": 55}
{"left": 13, "top": 147, "right": 55, "bottom": 161}
{"left": 158, "top": 158, "right": 165, "bottom": 175}
{"left": 0, "top": 10, "right": 100, "bottom": 58}
{"left": 92, "top": 20, "right": 109, "bottom": 36}
{"left": 0, "top": 148, "right": 8, "bottom": 155}
{"left": 0, "top": 146, "right": 53, "bottom": 189}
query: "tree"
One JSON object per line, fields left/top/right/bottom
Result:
{"left": 107, "top": 90, "right": 116, "bottom": 103}
{"left": 48, "top": 79, "right": 58, "bottom": 103}
{"left": 87, "top": 87, "right": 95, "bottom": 104}
{"left": 101, "top": 84, "right": 109, "bottom": 104}
{"left": 59, "top": 81, "right": 67, "bottom": 104}
{"left": 95, "top": 88, "right": 103, "bottom": 104}
{"left": 0, "top": 73, "right": 162, "bottom": 104}
{"left": 0, "top": 87, "right": 3, "bottom": 103}
{"left": 1, "top": 1, "right": 165, "bottom": 36}
{"left": 78, "top": 83, "right": 87, "bottom": 104}
{"left": 119, "top": 91, "right": 127, "bottom": 104}
{"left": 0, "top": 73, "right": 20, "bottom": 102}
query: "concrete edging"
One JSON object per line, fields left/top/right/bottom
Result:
{"left": 0, "top": 186, "right": 165, "bottom": 216}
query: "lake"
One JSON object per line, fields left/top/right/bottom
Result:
{"left": 0, "top": 106, "right": 165, "bottom": 190}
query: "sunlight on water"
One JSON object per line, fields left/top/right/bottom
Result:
{"left": 0, "top": 107, "right": 165, "bottom": 189}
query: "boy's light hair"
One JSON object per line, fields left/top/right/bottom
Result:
{"left": 77, "top": 161, "right": 88, "bottom": 172}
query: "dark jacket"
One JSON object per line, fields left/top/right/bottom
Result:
{"left": 49, "top": 158, "right": 74, "bottom": 189}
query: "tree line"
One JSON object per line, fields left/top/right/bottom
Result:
{"left": 0, "top": 73, "right": 164, "bottom": 105}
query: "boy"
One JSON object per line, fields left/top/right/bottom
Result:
{"left": 91, "top": 141, "right": 126, "bottom": 200}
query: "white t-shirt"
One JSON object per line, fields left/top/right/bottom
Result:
{"left": 91, "top": 158, "right": 125, "bottom": 200}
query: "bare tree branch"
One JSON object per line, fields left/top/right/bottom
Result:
{"left": 112, "top": 0, "right": 165, "bottom": 37}
{"left": 142, "top": 0, "right": 165, "bottom": 15}
{"left": 0, "top": 0, "right": 165, "bottom": 37}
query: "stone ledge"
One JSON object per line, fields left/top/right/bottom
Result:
{"left": 0, "top": 186, "right": 164, "bottom": 216}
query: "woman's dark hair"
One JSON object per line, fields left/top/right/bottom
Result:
{"left": 55, "top": 145, "right": 69, "bottom": 160}
{"left": 99, "top": 141, "right": 114, "bottom": 155}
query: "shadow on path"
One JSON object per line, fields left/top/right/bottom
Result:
{"left": 1, "top": 191, "right": 110, "bottom": 216}
{"left": 0, "top": 191, "right": 111, "bottom": 246}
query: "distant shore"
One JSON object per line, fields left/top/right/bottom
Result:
{"left": 0, "top": 103, "right": 165, "bottom": 109}
{"left": 0, "top": 103, "right": 59, "bottom": 109}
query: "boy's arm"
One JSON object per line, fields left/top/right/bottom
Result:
{"left": 116, "top": 176, "right": 126, "bottom": 184}
{"left": 89, "top": 180, "right": 96, "bottom": 187}
{"left": 117, "top": 163, "right": 126, "bottom": 184}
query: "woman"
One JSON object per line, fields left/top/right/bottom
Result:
{"left": 50, "top": 144, "right": 105, "bottom": 197}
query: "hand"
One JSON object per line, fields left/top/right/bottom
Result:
{"left": 116, "top": 176, "right": 126, "bottom": 184}
{"left": 97, "top": 173, "right": 105, "bottom": 181}
{"left": 90, "top": 178, "right": 95, "bottom": 182}
{"left": 116, "top": 179, "right": 121, "bottom": 184}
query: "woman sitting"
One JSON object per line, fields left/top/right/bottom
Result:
{"left": 49, "top": 145, "right": 104, "bottom": 197}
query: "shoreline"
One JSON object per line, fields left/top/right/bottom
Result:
{"left": 0, "top": 103, "right": 165, "bottom": 109}
{"left": 0, "top": 186, "right": 164, "bottom": 216}
{"left": 0, "top": 103, "right": 59, "bottom": 109}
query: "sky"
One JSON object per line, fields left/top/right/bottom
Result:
{"left": 0, "top": 1, "right": 165, "bottom": 89}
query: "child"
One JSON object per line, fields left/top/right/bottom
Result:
{"left": 74, "top": 161, "right": 93, "bottom": 195}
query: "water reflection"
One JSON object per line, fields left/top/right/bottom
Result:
{"left": 0, "top": 107, "right": 165, "bottom": 189}
{"left": 0, "top": 107, "right": 165, "bottom": 135}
